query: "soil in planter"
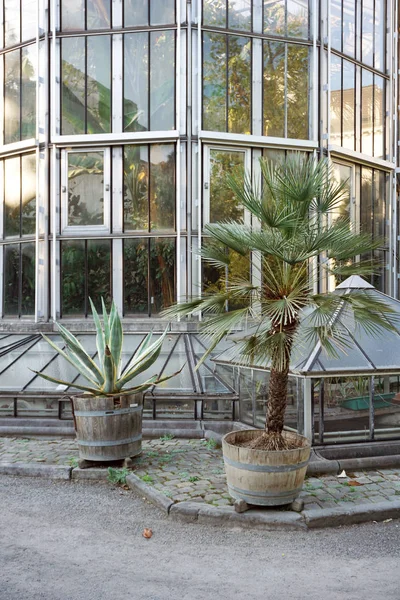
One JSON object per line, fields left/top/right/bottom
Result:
{"left": 237, "top": 432, "right": 306, "bottom": 452}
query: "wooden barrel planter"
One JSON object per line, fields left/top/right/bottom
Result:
{"left": 72, "top": 393, "right": 143, "bottom": 462}
{"left": 222, "top": 430, "right": 311, "bottom": 506}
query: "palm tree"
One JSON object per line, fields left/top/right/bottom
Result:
{"left": 163, "top": 155, "right": 396, "bottom": 451}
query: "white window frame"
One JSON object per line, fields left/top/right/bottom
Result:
{"left": 60, "top": 147, "right": 111, "bottom": 235}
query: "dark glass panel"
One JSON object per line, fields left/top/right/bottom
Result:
{"left": 123, "top": 238, "right": 149, "bottom": 315}
{"left": 86, "top": 35, "right": 111, "bottom": 133}
{"left": 87, "top": 0, "right": 111, "bottom": 29}
{"left": 4, "top": 244, "right": 19, "bottom": 315}
{"left": 124, "top": 145, "right": 149, "bottom": 231}
{"left": 21, "top": 242, "right": 35, "bottom": 315}
{"left": 361, "top": 69, "right": 373, "bottom": 156}
{"left": 87, "top": 240, "right": 111, "bottom": 313}
{"left": 330, "top": 54, "right": 342, "bottom": 146}
{"left": 228, "top": 36, "right": 251, "bottom": 134}
{"left": 263, "top": 41, "right": 285, "bottom": 137}
{"left": 228, "top": 248, "right": 249, "bottom": 310}
{"left": 61, "top": 37, "right": 85, "bottom": 135}
{"left": 203, "top": 32, "right": 227, "bottom": 131}
{"left": 362, "top": 0, "right": 373, "bottom": 67}
{"left": 124, "top": 0, "right": 148, "bottom": 26}
{"left": 150, "top": 238, "right": 175, "bottom": 313}
{"left": 124, "top": 33, "right": 149, "bottom": 132}
{"left": 330, "top": 0, "right": 342, "bottom": 51}
{"left": 150, "top": 0, "right": 175, "bottom": 25}
{"left": 373, "top": 75, "right": 385, "bottom": 159}
{"left": 21, "top": 0, "right": 37, "bottom": 41}
{"left": 287, "top": 0, "right": 308, "bottom": 38}
{"left": 21, "top": 44, "right": 37, "bottom": 140}
{"left": 4, "top": 49, "right": 21, "bottom": 144}
{"left": 229, "top": 0, "right": 251, "bottom": 31}
{"left": 287, "top": 43, "right": 309, "bottom": 139}
{"left": 264, "top": 0, "right": 285, "bottom": 36}
{"left": 61, "top": 0, "right": 84, "bottom": 30}
{"left": 150, "top": 30, "right": 175, "bottom": 131}
{"left": 343, "top": 0, "right": 355, "bottom": 57}
{"left": 67, "top": 152, "right": 104, "bottom": 226}
{"left": 374, "top": 0, "right": 385, "bottom": 71}
{"left": 4, "top": 156, "right": 21, "bottom": 237}
{"left": 203, "top": 0, "right": 226, "bottom": 27}
{"left": 21, "top": 154, "right": 36, "bottom": 235}
{"left": 4, "top": 0, "right": 20, "bottom": 47}
{"left": 342, "top": 60, "right": 355, "bottom": 150}
{"left": 332, "top": 162, "right": 351, "bottom": 222}
{"left": 209, "top": 149, "right": 244, "bottom": 222}
{"left": 360, "top": 167, "right": 372, "bottom": 240}
{"left": 150, "top": 144, "right": 175, "bottom": 231}
{"left": 61, "top": 240, "right": 85, "bottom": 315}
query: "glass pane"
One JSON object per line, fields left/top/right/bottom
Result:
{"left": 330, "top": 0, "right": 342, "bottom": 51}
{"left": 374, "top": 75, "right": 385, "bottom": 159}
{"left": 124, "top": 33, "right": 149, "bottom": 132}
{"left": 203, "top": 0, "right": 227, "bottom": 27}
{"left": 61, "top": 0, "right": 84, "bottom": 30}
{"left": 150, "top": 0, "right": 175, "bottom": 25}
{"left": 150, "top": 238, "right": 175, "bottom": 313}
{"left": 203, "top": 33, "right": 227, "bottom": 132}
{"left": 362, "top": 0, "right": 373, "bottom": 67}
{"left": 374, "top": 0, "right": 385, "bottom": 71}
{"left": 332, "top": 162, "right": 351, "bottom": 222}
{"left": 372, "top": 170, "right": 386, "bottom": 290}
{"left": 4, "top": 156, "right": 20, "bottom": 237}
{"left": 4, "top": 49, "right": 21, "bottom": 144}
{"left": 150, "top": 30, "right": 175, "bottom": 131}
{"left": 343, "top": 0, "right": 355, "bottom": 57}
{"left": 264, "top": 0, "right": 285, "bottom": 35}
{"left": 67, "top": 152, "right": 104, "bottom": 226}
{"left": 228, "top": 36, "right": 251, "bottom": 134}
{"left": 263, "top": 41, "right": 285, "bottom": 137}
{"left": 330, "top": 55, "right": 342, "bottom": 146}
{"left": 209, "top": 149, "right": 245, "bottom": 222}
{"left": 21, "top": 242, "right": 35, "bottom": 315}
{"left": 124, "top": 0, "right": 148, "bottom": 26}
{"left": 4, "top": 245, "right": 19, "bottom": 315}
{"left": 229, "top": 0, "right": 251, "bottom": 31}
{"left": 150, "top": 144, "right": 175, "bottom": 231}
{"left": 87, "top": 240, "right": 111, "bottom": 313}
{"left": 87, "top": 35, "right": 111, "bottom": 133}
{"left": 21, "top": 0, "right": 37, "bottom": 41}
{"left": 287, "top": 0, "right": 308, "bottom": 38}
{"left": 361, "top": 69, "right": 373, "bottom": 156}
{"left": 87, "top": 0, "right": 111, "bottom": 29}
{"left": 4, "top": 0, "right": 20, "bottom": 46}
{"left": 61, "top": 37, "right": 85, "bottom": 135}
{"left": 21, "top": 44, "right": 37, "bottom": 140}
{"left": 360, "top": 167, "right": 372, "bottom": 241}
{"left": 61, "top": 240, "right": 85, "bottom": 315}
{"left": 287, "top": 43, "right": 309, "bottom": 139}
{"left": 124, "top": 145, "right": 149, "bottom": 231}
{"left": 123, "top": 238, "right": 149, "bottom": 315}
{"left": 342, "top": 60, "right": 355, "bottom": 150}
{"left": 21, "top": 153, "right": 36, "bottom": 235}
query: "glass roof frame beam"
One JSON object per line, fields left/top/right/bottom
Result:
{"left": 0, "top": 335, "right": 41, "bottom": 377}
{"left": 21, "top": 340, "right": 68, "bottom": 391}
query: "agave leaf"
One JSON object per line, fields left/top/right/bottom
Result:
{"left": 39, "top": 334, "right": 100, "bottom": 388}
{"left": 116, "top": 334, "right": 167, "bottom": 389}
{"left": 120, "top": 332, "right": 154, "bottom": 377}
{"left": 120, "top": 329, "right": 169, "bottom": 382}
{"left": 56, "top": 323, "right": 103, "bottom": 385}
{"left": 102, "top": 298, "right": 110, "bottom": 345}
{"left": 30, "top": 369, "right": 103, "bottom": 395}
{"left": 109, "top": 305, "right": 123, "bottom": 376}
{"left": 102, "top": 346, "right": 116, "bottom": 394}
{"left": 89, "top": 298, "right": 106, "bottom": 368}
{"left": 118, "top": 366, "right": 184, "bottom": 396}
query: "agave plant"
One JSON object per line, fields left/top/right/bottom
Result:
{"left": 33, "top": 299, "right": 177, "bottom": 396}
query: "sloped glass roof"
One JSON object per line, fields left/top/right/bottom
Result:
{"left": 213, "top": 276, "right": 400, "bottom": 378}
{"left": 0, "top": 332, "right": 234, "bottom": 397}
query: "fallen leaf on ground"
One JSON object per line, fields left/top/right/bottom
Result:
{"left": 347, "top": 480, "right": 363, "bottom": 486}
{"left": 142, "top": 528, "right": 153, "bottom": 539}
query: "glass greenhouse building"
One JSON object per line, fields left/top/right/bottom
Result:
{"left": 0, "top": 0, "right": 399, "bottom": 444}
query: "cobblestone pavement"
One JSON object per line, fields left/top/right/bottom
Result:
{"left": 1, "top": 436, "right": 400, "bottom": 510}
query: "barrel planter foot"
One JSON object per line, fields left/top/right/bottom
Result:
{"left": 222, "top": 430, "right": 311, "bottom": 507}
{"left": 73, "top": 393, "right": 143, "bottom": 462}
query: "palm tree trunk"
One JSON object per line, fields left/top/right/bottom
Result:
{"left": 266, "top": 367, "right": 289, "bottom": 435}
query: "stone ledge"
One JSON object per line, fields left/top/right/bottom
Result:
{"left": 71, "top": 467, "right": 109, "bottom": 480}
{"left": 0, "top": 462, "right": 71, "bottom": 479}
{"left": 126, "top": 473, "right": 174, "bottom": 513}
{"left": 304, "top": 500, "right": 400, "bottom": 528}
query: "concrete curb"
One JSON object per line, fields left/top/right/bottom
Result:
{"left": 304, "top": 500, "right": 400, "bottom": 528}
{"left": 71, "top": 467, "right": 109, "bottom": 481}
{"left": 126, "top": 473, "right": 174, "bottom": 513}
{"left": 0, "top": 462, "right": 72, "bottom": 479}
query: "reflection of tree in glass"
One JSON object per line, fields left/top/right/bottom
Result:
{"left": 264, "top": 0, "right": 309, "bottom": 39}
{"left": 87, "top": 0, "right": 111, "bottom": 29}
{"left": 87, "top": 241, "right": 111, "bottom": 312}
{"left": 124, "top": 146, "right": 149, "bottom": 231}
{"left": 68, "top": 153, "right": 104, "bottom": 226}
{"left": 150, "top": 145, "right": 175, "bottom": 230}
{"left": 62, "top": 241, "right": 85, "bottom": 314}
{"left": 210, "top": 150, "right": 244, "bottom": 222}
{"left": 21, "top": 243, "right": 35, "bottom": 314}
{"left": 124, "top": 239, "right": 149, "bottom": 314}
{"left": 150, "top": 239, "right": 175, "bottom": 312}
